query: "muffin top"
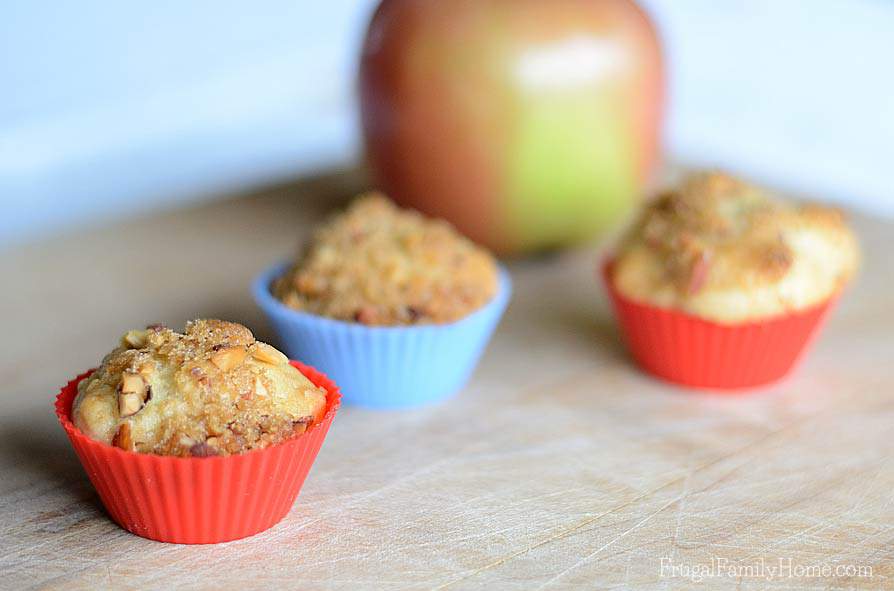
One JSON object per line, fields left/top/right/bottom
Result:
{"left": 274, "top": 193, "right": 499, "bottom": 326}
{"left": 72, "top": 319, "right": 327, "bottom": 457}
{"left": 612, "top": 172, "right": 859, "bottom": 323}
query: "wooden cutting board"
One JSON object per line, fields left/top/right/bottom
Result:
{"left": 1, "top": 172, "right": 892, "bottom": 590}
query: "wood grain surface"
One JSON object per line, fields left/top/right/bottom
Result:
{"left": 1, "top": 173, "right": 892, "bottom": 590}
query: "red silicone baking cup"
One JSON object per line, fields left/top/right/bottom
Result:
{"left": 55, "top": 360, "right": 341, "bottom": 544}
{"left": 602, "top": 261, "right": 839, "bottom": 390}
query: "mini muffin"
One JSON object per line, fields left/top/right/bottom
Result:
{"left": 612, "top": 172, "right": 859, "bottom": 323}
{"left": 255, "top": 193, "right": 512, "bottom": 408}
{"left": 73, "top": 319, "right": 327, "bottom": 457}
{"left": 57, "top": 341, "right": 341, "bottom": 543}
{"left": 604, "top": 171, "right": 859, "bottom": 390}
{"left": 273, "top": 193, "right": 499, "bottom": 326}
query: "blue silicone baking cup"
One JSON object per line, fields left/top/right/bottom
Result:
{"left": 253, "top": 262, "right": 512, "bottom": 409}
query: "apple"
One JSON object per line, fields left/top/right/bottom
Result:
{"left": 359, "top": 0, "right": 664, "bottom": 254}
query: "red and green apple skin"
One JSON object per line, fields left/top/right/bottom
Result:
{"left": 360, "top": 0, "right": 664, "bottom": 254}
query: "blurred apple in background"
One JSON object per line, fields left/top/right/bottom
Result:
{"left": 360, "top": 0, "right": 664, "bottom": 254}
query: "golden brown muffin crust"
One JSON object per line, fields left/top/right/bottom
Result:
{"left": 274, "top": 193, "right": 499, "bottom": 326}
{"left": 73, "top": 319, "right": 327, "bottom": 457}
{"left": 612, "top": 172, "right": 860, "bottom": 323}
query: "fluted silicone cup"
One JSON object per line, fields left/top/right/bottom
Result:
{"left": 253, "top": 262, "right": 511, "bottom": 409}
{"left": 55, "top": 360, "right": 341, "bottom": 544}
{"left": 602, "top": 261, "right": 838, "bottom": 390}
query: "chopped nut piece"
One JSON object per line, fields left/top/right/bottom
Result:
{"left": 119, "top": 392, "right": 143, "bottom": 417}
{"left": 687, "top": 252, "right": 712, "bottom": 295}
{"left": 121, "top": 372, "right": 146, "bottom": 395}
{"left": 250, "top": 342, "right": 288, "bottom": 365}
{"left": 189, "top": 442, "right": 218, "bottom": 457}
{"left": 112, "top": 423, "right": 133, "bottom": 451}
{"left": 353, "top": 306, "right": 377, "bottom": 325}
{"left": 292, "top": 416, "right": 312, "bottom": 435}
{"left": 118, "top": 372, "right": 150, "bottom": 417}
{"left": 210, "top": 346, "right": 247, "bottom": 371}
{"left": 122, "top": 329, "right": 148, "bottom": 349}
{"left": 254, "top": 376, "right": 269, "bottom": 397}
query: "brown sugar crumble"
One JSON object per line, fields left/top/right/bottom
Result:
{"left": 72, "top": 319, "right": 327, "bottom": 457}
{"left": 274, "top": 193, "right": 499, "bottom": 326}
{"left": 612, "top": 172, "right": 860, "bottom": 323}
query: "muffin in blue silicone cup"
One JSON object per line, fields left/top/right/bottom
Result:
{"left": 253, "top": 195, "right": 511, "bottom": 409}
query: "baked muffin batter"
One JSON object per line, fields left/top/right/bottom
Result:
{"left": 73, "top": 319, "right": 327, "bottom": 457}
{"left": 612, "top": 172, "right": 859, "bottom": 323}
{"left": 274, "top": 193, "right": 499, "bottom": 326}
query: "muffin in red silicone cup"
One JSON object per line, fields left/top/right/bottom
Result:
{"left": 55, "top": 319, "right": 341, "bottom": 543}
{"left": 602, "top": 172, "right": 859, "bottom": 390}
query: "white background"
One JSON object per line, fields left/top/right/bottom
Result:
{"left": 1, "top": 0, "right": 891, "bottom": 245}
